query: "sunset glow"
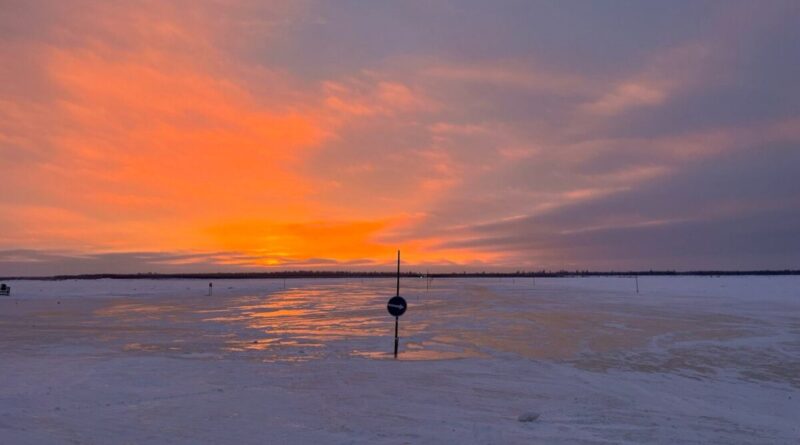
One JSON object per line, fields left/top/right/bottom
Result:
{"left": 2, "top": 1, "right": 799, "bottom": 274}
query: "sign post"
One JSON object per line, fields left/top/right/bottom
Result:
{"left": 387, "top": 250, "right": 407, "bottom": 358}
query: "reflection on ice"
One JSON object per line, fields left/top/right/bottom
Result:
{"left": 215, "top": 284, "right": 412, "bottom": 360}
{"left": 6, "top": 276, "right": 794, "bottom": 385}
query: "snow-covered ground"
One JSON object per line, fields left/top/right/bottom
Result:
{"left": 1, "top": 276, "right": 798, "bottom": 444}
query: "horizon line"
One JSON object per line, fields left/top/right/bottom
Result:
{"left": 3, "top": 269, "right": 800, "bottom": 281}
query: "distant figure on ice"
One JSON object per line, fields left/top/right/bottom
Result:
{"left": 0, "top": 283, "right": 10, "bottom": 296}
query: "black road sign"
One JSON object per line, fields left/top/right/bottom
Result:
{"left": 387, "top": 295, "right": 407, "bottom": 317}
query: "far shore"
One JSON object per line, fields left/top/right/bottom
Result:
{"left": 2, "top": 269, "right": 800, "bottom": 281}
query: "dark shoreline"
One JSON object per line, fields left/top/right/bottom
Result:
{"left": 2, "top": 270, "right": 798, "bottom": 281}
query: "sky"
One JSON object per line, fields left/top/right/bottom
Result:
{"left": 1, "top": 0, "right": 799, "bottom": 275}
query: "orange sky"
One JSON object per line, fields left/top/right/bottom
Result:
{"left": 1, "top": 1, "right": 799, "bottom": 274}
{"left": 0, "top": 1, "right": 499, "bottom": 271}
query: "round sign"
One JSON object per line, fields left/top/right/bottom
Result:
{"left": 387, "top": 296, "right": 407, "bottom": 317}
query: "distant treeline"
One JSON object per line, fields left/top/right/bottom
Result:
{"left": 2, "top": 269, "right": 799, "bottom": 281}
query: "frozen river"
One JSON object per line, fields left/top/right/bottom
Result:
{"left": 1, "top": 276, "right": 798, "bottom": 443}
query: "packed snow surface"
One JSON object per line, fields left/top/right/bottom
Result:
{"left": 1, "top": 276, "right": 798, "bottom": 444}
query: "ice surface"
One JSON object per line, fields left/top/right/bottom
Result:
{"left": 1, "top": 276, "right": 798, "bottom": 443}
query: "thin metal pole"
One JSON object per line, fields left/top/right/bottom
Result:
{"left": 395, "top": 250, "right": 400, "bottom": 358}
{"left": 396, "top": 250, "right": 400, "bottom": 297}
{"left": 394, "top": 316, "right": 399, "bottom": 358}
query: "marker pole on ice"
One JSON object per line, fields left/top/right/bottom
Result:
{"left": 386, "top": 250, "right": 407, "bottom": 359}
